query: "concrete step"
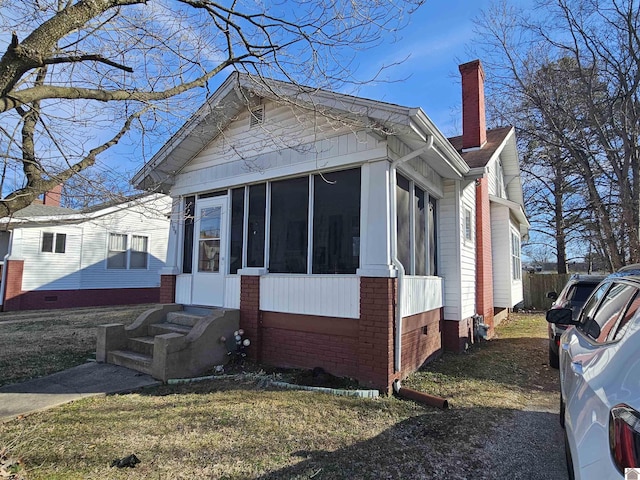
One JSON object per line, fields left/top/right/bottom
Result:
{"left": 166, "top": 311, "right": 205, "bottom": 327}
{"left": 148, "top": 322, "right": 192, "bottom": 336}
{"left": 128, "top": 336, "right": 155, "bottom": 356}
{"left": 108, "top": 350, "right": 152, "bottom": 376}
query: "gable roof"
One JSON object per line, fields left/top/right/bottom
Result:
{"left": 132, "top": 72, "right": 472, "bottom": 192}
{"left": 448, "top": 126, "right": 513, "bottom": 169}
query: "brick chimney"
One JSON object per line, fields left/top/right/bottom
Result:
{"left": 459, "top": 60, "right": 487, "bottom": 150}
{"left": 43, "top": 184, "right": 62, "bottom": 207}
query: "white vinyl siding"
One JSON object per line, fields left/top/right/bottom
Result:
{"left": 260, "top": 275, "right": 359, "bottom": 319}
{"left": 491, "top": 202, "right": 524, "bottom": 307}
{"left": 20, "top": 225, "right": 83, "bottom": 290}
{"left": 18, "top": 195, "right": 170, "bottom": 292}
{"left": 460, "top": 183, "right": 476, "bottom": 319}
{"left": 439, "top": 180, "right": 461, "bottom": 321}
{"left": 172, "top": 100, "right": 385, "bottom": 196}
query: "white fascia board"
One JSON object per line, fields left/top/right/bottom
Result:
{"left": 409, "top": 108, "right": 470, "bottom": 177}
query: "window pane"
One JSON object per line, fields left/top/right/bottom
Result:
{"left": 270, "top": 177, "right": 308, "bottom": 273}
{"left": 229, "top": 187, "right": 244, "bottom": 274}
{"left": 247, "top": 184, "right": 266, "bottom": 267}
{"left": 588, "top": 283, "right": 636, "bottom": 342}
{"left": 108, "top": 233, "right": 127, "bottom": 269}
{"left": 54, "top": 233, "right": 66, "bottom": 253}
{"left": 198, "top": 239, "right": 220, "bottom": 272}
{"left": 107, "top": 251, "right": 127, "bottom": 269}
{"left": 182, "top": 196, "right": 195, "bottom": 274}
{"left": 130, "top": 235, "right": 148, "bottom": 269}
{"left": 396, "top": 174, "right": 411, "bottom": 273}
{"left": 428, "top": 196, "right": 437, "bottom": 276}
{"left": 199, "top": 207, "right": 221, "bottom": 239}
{"left": 611, "top": 291, "right": 640, "bottom": 341}
{"left": 313, "top": 168, "right": 361, "bottom": 274}
{"left": 414, "top": 186, "right": 426, "bottom": 276}
{"left": 42, "top": 232, "right": 53, "bottom": 252}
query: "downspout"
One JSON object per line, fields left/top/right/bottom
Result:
{"left": 390, "top": 135, "right": 434, "bottom": 376}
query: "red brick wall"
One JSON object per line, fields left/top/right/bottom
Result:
{"left": 443, "top": 317, "right": 473, "bottom": 353}
{"left": 3, "top": 259, "right": 24, "bottom": 311}
{"left": 160, "top": 274, "right": 177, "bottom": 304}
{"left": 401, "top": 309, "right": 443, "bottom": 376}
{"left": 476, "top": 177, "right": 495, "bottom": 336}
{"left": 358, "top": 277, "right": 397, "bottom": 392}
{"left": 239, "top": 276, "right": 261, "bottom": 361}
{"left": 3, "top": 286, "right": 159, "bottom": 312}
{"left": 261, "top": 326, "right": 360, "bottom": 379}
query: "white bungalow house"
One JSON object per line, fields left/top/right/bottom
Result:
{"left": 132, "top": 60, "right": 528, "bottom": 391}
{"left": 0, "top": 191, "right": 171, "bottom": 311}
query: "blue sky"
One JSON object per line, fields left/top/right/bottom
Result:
{"left": 355, "top": 0, "right": 500, "bottom": 137}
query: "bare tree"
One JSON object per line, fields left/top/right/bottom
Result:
{"left": 474, "top": 0, "right": 640, "bottom": 270}
{"left": 0, "top": 0, "right": 423, "bottom": 216}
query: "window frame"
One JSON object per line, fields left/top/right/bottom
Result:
{"left": 41, "top": 232, "right": 66, "bottom": 254}
{"left": 107, "top": 232, "right": 149, "bottom": 270}
{"left": 511, "top": 231, "right": 522, "bottom": 281}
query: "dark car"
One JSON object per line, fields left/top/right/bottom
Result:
{"left": 546, "top": 274, "right": 606, "bottom": 368}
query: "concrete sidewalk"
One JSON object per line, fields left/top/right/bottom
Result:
{"left": 0, "top": 363, "right": 161, "bottom": 422}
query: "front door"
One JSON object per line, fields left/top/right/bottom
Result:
{"left": 191, "top": 196, "right": 227, "bottom": 306}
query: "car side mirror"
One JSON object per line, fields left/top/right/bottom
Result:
{"left": 546, "top": 291, "right": 558, "bottom": 301}
{"left": 546, "top": 308, "right": 576, "bottom": 325}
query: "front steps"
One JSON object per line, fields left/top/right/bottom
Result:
{"left": 97, "top": 304, "right": 239, "bottom": 381}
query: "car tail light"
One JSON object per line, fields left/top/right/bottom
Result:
{"left": 610, "top": 404, "right": 640, "bottom": 473}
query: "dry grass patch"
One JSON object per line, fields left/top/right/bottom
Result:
{"left": 404, "top": 312, "right": 559, "bottom": 411}
{"left": 0, "top": 313, "right": 561, "bottom": 479}
{"left": 0, "top": 305, "right": 153, "bottom": 386}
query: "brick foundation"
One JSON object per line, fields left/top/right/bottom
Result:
{"left": 358, "top": 277, "right": 397, "bottom": 392}
{"left": 238, "top": 275, "right": 444, "bottom": 393}
{"left": 3, "top": 259, "right": 24, "bottom": 312}
{"left": 160, "top": 275, "right": 177, "bottom": 304}
{"left": 239, "top": 276, "right": 261, "bottom": 361}
{"left": 443, "top": 317, "right": 474, "bottom": 353}
{"left": 400, "top": 309, "right": 443, "bottom": 376}
{"left": 2, "top": 286, "right": 160, "bottom": 312}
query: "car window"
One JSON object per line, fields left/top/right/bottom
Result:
{"left": 583, "top": 283, "right": 637, "bottom": 342}
{"left": 572, "top": 284, "right": 600, "bottom": 303}
{"left": 578, "top": 282, "right": 610, "bottom": 327}
{"left": 608, "top": 291, "right": 640, "bottom": 342}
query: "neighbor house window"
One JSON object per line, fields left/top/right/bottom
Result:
{"left": 108, "top": 233, "right": 148, "bottom": 269}
{"left": 107, "top": 233, "right": 127, "bottom": 269}
{"left": 130, "top": 235, "right": 148, "bottom": 269}
{"left": 511, "top": 232, "right": 521, "bottom": 280}
{"left": 41, "top": 232, "right": 66, "bottom": 253}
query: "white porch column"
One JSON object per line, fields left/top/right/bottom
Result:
{"left": 357, "top": 160, "right": 396, "bottom": 278}
{"left": 160, "top": 197, "right": 181, "bottom": 275}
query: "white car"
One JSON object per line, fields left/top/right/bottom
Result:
{"left": 546, "top": 272, "right": 640, "bottom": 480}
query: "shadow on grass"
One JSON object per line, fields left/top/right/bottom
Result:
{"left": 250, "top": 407, "right": 567, "bottom": 480}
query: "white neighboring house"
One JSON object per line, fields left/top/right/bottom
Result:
{"left": 132, "top": 60, "right": 529, "bottom": 392}
{"left": 0, "top": 191, "right": 171, "bottom": 311}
